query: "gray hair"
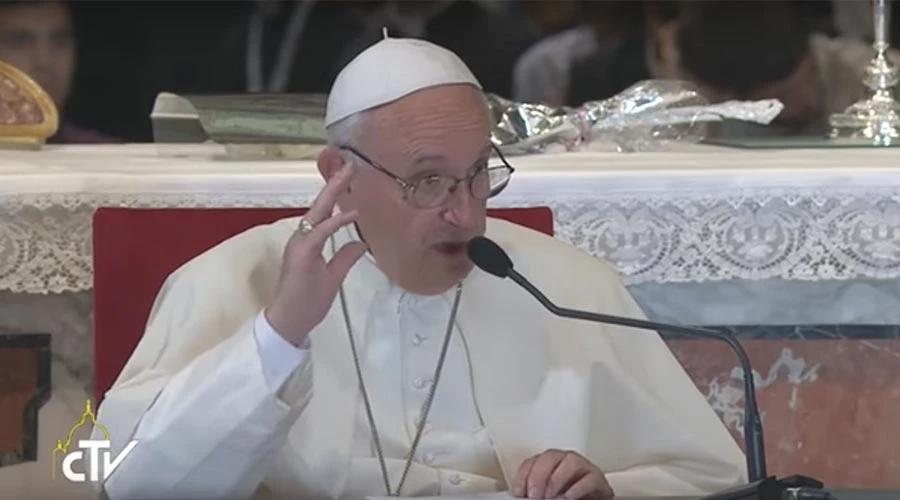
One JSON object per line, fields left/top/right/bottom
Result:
{"left": 326, "top": 111, "right": 370, "bottom": 147}
{"left": 326, "top": 111, "right": 371, "bottom": 165}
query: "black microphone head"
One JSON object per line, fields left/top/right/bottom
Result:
{"left": 467, "top": 236, "right": 513, "bottom": 278}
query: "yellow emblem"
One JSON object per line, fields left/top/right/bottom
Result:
{"left": 51, "top": 400, "right": 109, "bottom": 480}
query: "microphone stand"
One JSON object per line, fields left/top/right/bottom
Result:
{"left": 508, "top": 268, "right": 766, "bottom": 481}
{"left": 505, "top": 267, "right": 828, "bottom": 500}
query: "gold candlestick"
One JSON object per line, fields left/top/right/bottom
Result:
{"left": 829, "top": 0, "right": 900, "bottom": 145}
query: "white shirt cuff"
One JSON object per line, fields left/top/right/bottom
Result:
{"left": 253, "top": 310, "right": 310, "bottom": 392}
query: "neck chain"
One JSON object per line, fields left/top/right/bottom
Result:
{"left": 338, "top": 281, "right": 463, "bottom": 497}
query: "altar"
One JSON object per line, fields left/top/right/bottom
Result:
{"left": 3, "top": 142, "right": 900, "bottom": 326}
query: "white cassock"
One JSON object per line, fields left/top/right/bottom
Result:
{"left": 92, "top": 216, "right": 746, "bottom": 500}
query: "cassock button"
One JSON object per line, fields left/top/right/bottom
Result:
{"left": 412, "top": 334, "right": 425, "bottom": 346}
{"left": 422, "top": 452, "right": 436, "bottom": 465}
{"left": 412, "top": 377, "right": 430, "bottom": 389}
{"left": 448, "top": 474, "right": 462, "bottom": 486}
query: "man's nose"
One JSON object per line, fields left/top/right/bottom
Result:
{"left": 441, "top": 182, "right": 479, "bottom": 228}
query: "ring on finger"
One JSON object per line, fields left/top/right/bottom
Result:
{"left": 298, "top": 217, "right": 315, "bottom": 234}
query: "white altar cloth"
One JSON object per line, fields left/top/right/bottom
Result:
{"left": 2, "top": 143, "right": 900, "bottom": 325}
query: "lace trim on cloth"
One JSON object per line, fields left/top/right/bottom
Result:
{"left": 2, "top": 189, "right": 900, "bottom": 294}
{"left": 0, "top": 193, "right": 307, "bottom": 294}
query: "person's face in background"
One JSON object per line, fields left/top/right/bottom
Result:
{"left": 0, "top": 2, "right": 75, "bottom": 109}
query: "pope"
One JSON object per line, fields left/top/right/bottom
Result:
{"left": 92, "top": 36, "right": 746, "bottom": 500}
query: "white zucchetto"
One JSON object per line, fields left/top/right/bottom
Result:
{"left": 325, "top": 30, "right": 482, "bottom": 127}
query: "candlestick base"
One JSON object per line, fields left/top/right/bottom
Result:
{"left": 829, "top": 91, "right": 900, "bottom": 146}
{"left": 829, "top": 45, "right": 900, "bottom": 145}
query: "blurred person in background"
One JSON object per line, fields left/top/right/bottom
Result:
{"left": 513, "top": 1, "right": 677, "bottom": 107}
{"left": 563, "top": 1, "right": 658, "bottom": 107}
{"left": 833, "top": 0, "right": 900, "bottom": 46}
{"left": 344, "top": 0, "right": 542, "bottom": 99}
{"left": 511, "top": 0, "right": 607, "bottom": 106}
{"left": 147, "top": 0, "right": 540, "bottom": 101}
{"left": 832, "top": 0, "right": 873, "bottom": 41}
{"left": 0, "top": 0, "right": 117, "bottom": 143}
{"left": 648, "top": 0, "right": 898, "bottom": 138}
{"left": 518, "top": 0, "right": 581, "bottom": 35}
{"left": 144, "top": 0, "right": 375, "bottom": 96}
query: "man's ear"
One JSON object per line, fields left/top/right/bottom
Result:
{"left": 317, "top": 145, "right": 344, "bottom": 181}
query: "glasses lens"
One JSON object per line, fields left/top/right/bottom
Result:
{"left": 485, "top": 166, "right": 511, "bottom": 198}
{"left": 411, "top": 175, "right": 453, "bottom": 208}
{"left": 409, "top": 166, "right": 512, "bottom": 207}
{"left": 469, "top": 168, "right": 492, "bottom": 199}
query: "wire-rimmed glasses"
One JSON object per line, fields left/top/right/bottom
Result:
{"left": 340, "top": 145, "right": 515, "bottom": 209}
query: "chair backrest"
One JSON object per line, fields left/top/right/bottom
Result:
{"left": 92, "top": 207, "right": 553, "bottom": 403}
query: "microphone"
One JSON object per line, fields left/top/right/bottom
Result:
{"left": 467, "top": 236, "right": 827, "bottom": 499}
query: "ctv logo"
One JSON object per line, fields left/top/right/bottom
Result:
{"left": 51, "top": 400, "right": 138, "bottom": 483}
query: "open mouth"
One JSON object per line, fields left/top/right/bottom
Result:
{"left": 434, "top": 242, "right": 467, "bottom": 255}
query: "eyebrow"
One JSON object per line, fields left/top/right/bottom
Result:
{"left": 412, "top": 154, "right": 448, "bottom": 166}
{"left": 411, "top": 145, "right": 493, "bottom": 165}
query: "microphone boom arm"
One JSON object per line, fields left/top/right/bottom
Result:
{"left": 507, "top": 267, "right": 768, "bottom": 482}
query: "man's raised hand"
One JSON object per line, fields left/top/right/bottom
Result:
{"left": 265, "top": 165, "right": 367, "bottom": 346}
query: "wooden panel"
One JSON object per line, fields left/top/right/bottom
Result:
{"left": 0, "top": 349, "right": 38, "bottom": 454}
{"left": 0, "top": 334, "right": 50, "bottom": 467}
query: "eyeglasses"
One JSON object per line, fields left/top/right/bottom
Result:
{"left": 340, "top": 144, "right": 515, "bottom": 209}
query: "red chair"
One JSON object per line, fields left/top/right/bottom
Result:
{"left": 92, "top": 207, "right": 553, "bottom": 404}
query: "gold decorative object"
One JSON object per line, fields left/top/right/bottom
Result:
{"left": 829, "top": 0, "right": 900, "bottom": 145}
{"left": 51, "top": 399, "right": 109, "bottom": 479}
{"left": 0, "top": 59, "right": 59, "bottom": 149}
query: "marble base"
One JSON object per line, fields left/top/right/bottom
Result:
{"left": 629, "top": 279, "right": 900, "bottom": 326}
{"left": 716, "top": 325, "right": 900, "bottom": 340}
{"left": 0, "top": 291, "right": 92, "bottom": 393}
{"left": 669, "top": 338, "right": 900, "bottom": 488}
